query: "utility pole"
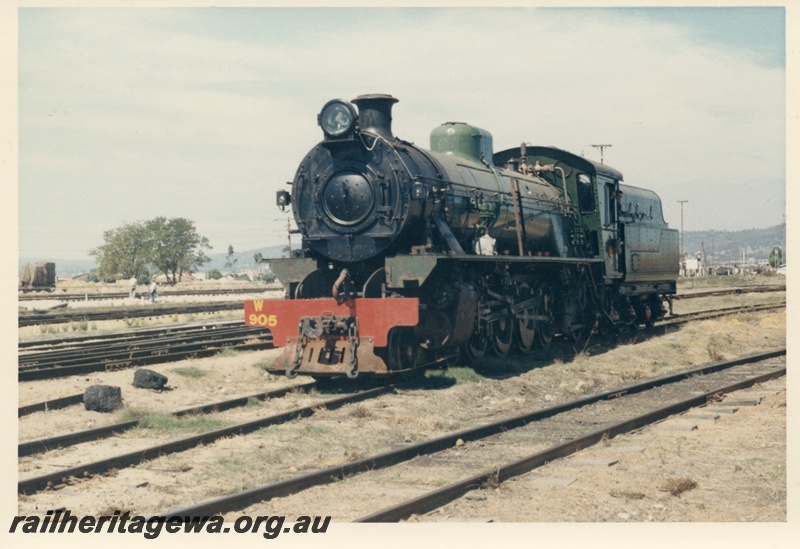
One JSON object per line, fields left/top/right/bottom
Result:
{"left": 710, "top": 230, "right": 715, "bottom": 275}
{"left": 273, "top": 215, "right": 293, "bottom": 256}
{"left": 728, "top": 241, "right": 732, "bottom": 272}
{"left": 701, "top": 242, "right": 706, "bottom": 277}
{"left": 591, "top": 144, "right": 612, "bottom": 164}
{"left": 285, "top": 216, "right": 292, "bottom": 254}
{"left": 782, "top": 215, "right": 786, "bottom": 267}
{"left": 677, "top": 200, "right": 688, "bottom": 276}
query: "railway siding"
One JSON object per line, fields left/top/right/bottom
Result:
{"left": 16, "top": 288, "right": 786, "bottom": 521}
{"left": 425, "top": 382, "right": 786, "bottom": 522}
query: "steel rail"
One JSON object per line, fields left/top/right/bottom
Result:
{"left": 18, "top": 382, "right": 317, "bottom": 457}
{"left": 18, "top": 385, "right": 390, "bottom": 495}
{"left": 19, "top": 328, "right": 270, "bottom": 372}
{"left": 19, "top": 287, "right": 273, "bottom": 302}
{"left": 19, "top": 320, "right": 244, "bottom": 351}
{"left": 18, "top": 302, "right": 243, "bottom": 328}
{"left": 673, "top": 285, "right": 785, "bottom": 300}
{"left": 664, "top": 302, "right": 785, "bottom": 326}
{"left": 163, "top": 348, "right": 785, "bottom": 518}
{"left": 18, "top": 394, "right": 85, "bottom": 417}
{"left": 356, "top": 365, "right": 786, "bottom": 522}
{"left": 19, "top": 325, "right": 265, "bottom": 367}
{"left": 18, "top": 335, "right": 274, "bottom": 382}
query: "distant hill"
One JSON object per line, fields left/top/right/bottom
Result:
{"left": 20, "top": 245, "right": 290, "bottom": 277}
{"left": 20, "top": 224, "right": 786, "bottom": 277}
{"left": 202, "top": 245, "right": 288, "bottom": 272}
{"left": 681, "top": 224, "right": 785, "bottom": 264}
{"left": 17, "top": 257, "right": 97, "bottom": 276}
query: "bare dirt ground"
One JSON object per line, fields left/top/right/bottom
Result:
{"left": 421, "top": 383, "right": 786, "bottom": 522}
{"left": 15, "top": 279, "right": 788, "bottom": 525}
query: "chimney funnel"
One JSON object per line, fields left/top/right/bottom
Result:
{"left": 352, "top": 94, "right": 398, "bottom": 139}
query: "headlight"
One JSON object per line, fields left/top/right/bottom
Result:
{"left": 318, "top": 99, "right": 357, "bottom": 138}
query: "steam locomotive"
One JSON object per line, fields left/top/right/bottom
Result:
{"left": 245, "top": 94, "right": 679, "bottom": 378}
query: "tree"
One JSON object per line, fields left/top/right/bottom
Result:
{"left": 89, "top": 221, "right": 152, "bottom": 281}
{"left": 225, "top": 245, "right": 238, "bottom": 270}
{"left": 90, "top": 217, "right": 212, "bottom": 283}
{"left": 769, "top": 246, "right": 784, "bottom": 268}
{"left": 147, "top": 217, "right": 212, "bottom": 283}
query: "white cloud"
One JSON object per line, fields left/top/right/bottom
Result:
{"left": 18, "top": 7, "right": 785, "bottom": 259}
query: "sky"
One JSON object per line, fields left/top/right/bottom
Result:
{"left": 8, "top": 4, "right": 792, "bottom": 262}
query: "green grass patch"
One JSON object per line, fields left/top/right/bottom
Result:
{"left": 170, "top": 366, "right": 208, "bottom": 379}
{"left": 124, "top": 318, "right": 145, "bottom": 328}
{"left": 251, "top": 358, "right": 275, "bottom": 372}
{"left": 118, "top": 407, "right": 228, "bottom": 434}
{"left": 70, "top": 320, "right": 89, "bottom": 332}
{"left": 677, "top": 274, "right": 781, "bottom": 291}
{"left": 216, "top": 347, "right": 241, "bottom": 358}
{"left": 296, "top": 422, "right": 333, "bottom": 437}
{"left": 215, "top": 455, "right": 248, "bottom": 472}
{"left": 424, "top": 366, "right": 485, "bottom": 386}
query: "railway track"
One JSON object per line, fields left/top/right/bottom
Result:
{"left": 661, "top": 301, "right": 785, "bottom": 326}
{"left": 18, "top": 326, "right": 273, "bottom": 382}
{"left": 18, "top": 383, "right": 392, "bottom": 495}
{"left": 18, "top": 320, "right": 243, "bottom": 351}
{"left": 18, "top": 299, "right": 784, "bottom": 405}
{"left": 672, "top": 284, "right": 784, "bottom": 300}
{"left": 19, "top": 323, "right": 256, "bottom": 364}
{"left": 159, "top": 349, "right": 784, "bottom": 518}
{"left": 16, "top": 296, "right": 784, "bottom": 518}
{"left": 19, "top": 347, "right": 784, "bottom": 512}
{"left": 18, "top": 382, "right": 320, "bottom": 457}
{"left": 19, "top": 286, "right": 273, "bottom": 302}
{"left": 17, "top": 284, "right": 784, "bottom": 329}
{"left": 18, "top": 302, "right": 243, "bottom": 328}
{"left": 357, "top": 360, "right": 785, "bottom": 522}
{"left": 19, "top": 283, "right": 782, "bottom": 302}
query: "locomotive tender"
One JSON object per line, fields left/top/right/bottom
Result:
{"left": 245, "top": 94, "right": 679, "bottom": 378}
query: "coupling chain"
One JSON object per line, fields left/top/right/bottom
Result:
{"left": 287, "top": 327, "right": 308, "bottom": 379}
{"left": 346, "top": 318, "right": 359, "bottom": 379}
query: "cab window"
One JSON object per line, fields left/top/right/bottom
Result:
{"left": 577, "top": 174, "right": 595, "bottom": 213}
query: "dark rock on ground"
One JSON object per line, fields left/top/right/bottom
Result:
{"left": 84, "top": 385, "right": 123, "bottom": 413}
{"left": 133, "top": 368, "right": 168, "bottom": 390}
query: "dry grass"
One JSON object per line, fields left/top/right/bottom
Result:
{"left": 117, "top": 407, "right": 230, "bottom": 434}
{"left": 660, "top": 477, "right": 698, "bottom": 497}
{"left": 481, "top": 472, "right": 501, "bottom": 490}
{"left": 170, "top": 366, "right": 208, "bottom": 378}
{"left": 609, "top": 490, "right": 646, "bottom": 500}
{"left": 347, "top": 404, "right": 372, "bottom": 418}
